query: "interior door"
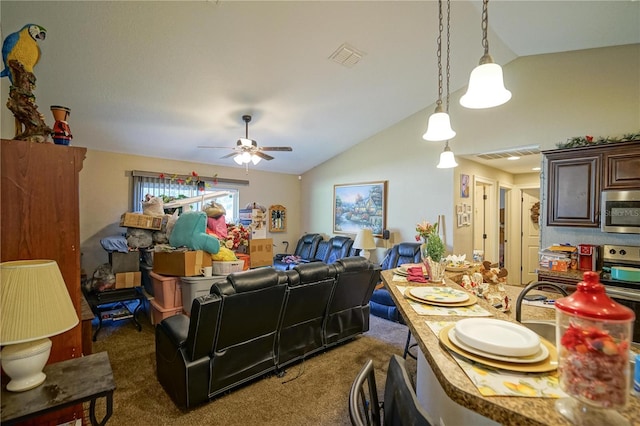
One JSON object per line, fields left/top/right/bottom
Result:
{"left": 473, "top": 178, "right": 496, "bottom": 263}
{"left": 521, "top": 188, "right": 540, "bottom": 285}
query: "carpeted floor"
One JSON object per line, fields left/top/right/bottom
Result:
{"left": 87, "top": 309, "right": 416, "bottom": 426}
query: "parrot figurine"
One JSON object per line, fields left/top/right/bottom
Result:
{"left": 1, "top": 24, "right": 47, "bottom": 84}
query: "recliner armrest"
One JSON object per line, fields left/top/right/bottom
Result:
{"left": 157, "top": 314, "right": 190, "bottom": 347}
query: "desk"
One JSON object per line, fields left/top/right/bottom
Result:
{"left": 382, "top": 270, "right": 640, "bottom": 426}
{"left": 1, "top": 352, "right": 115, "bottom": 426}
{"left": 84, "top": 287, "right": 143, "bottom": 341}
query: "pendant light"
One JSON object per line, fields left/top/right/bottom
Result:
{"left": 460, "top": 0, "right": 511, "bottom": 109}
{"left": 423, "top": 0, "right": 455, "bottom": 141}
{"left": 437, "top": 141, "right": 458, "bottom": 168}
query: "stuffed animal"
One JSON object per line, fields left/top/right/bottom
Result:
{"left": 142, "top": 194, "right": 165, "bottom": 216}
{"left": 203, "top": 202, "right": 227, "bottom": 239}
{"left": 169, "top": 211, "right": 220, "bottom": 254}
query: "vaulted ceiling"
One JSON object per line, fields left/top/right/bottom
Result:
{"left": 1, "top": 1, "right": 638, "bottom": 174}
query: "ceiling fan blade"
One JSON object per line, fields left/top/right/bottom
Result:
{"left": 255, "top": 151, "right": 274, "bottom": 161}
{"left": 198, "top": 146, "right": 233, "bottom": 149}
{"left": 260, "top": 146, "right": 293, "bottom": 152}
{"left": 220, "top": 152, "right": 237, "bottom": 159}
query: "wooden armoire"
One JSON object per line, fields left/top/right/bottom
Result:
{"left": 1, "top": 139, "right": 86, "bottom": 424}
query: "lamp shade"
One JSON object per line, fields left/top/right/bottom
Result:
{"left": 0, "top": 260, "right": 79, "bottom": 345}
{"left": 353, "top": 229, "right": 376, "bottom": 250}
{"left": 423, "top": 105, "right": 456, "bottom": 142}
{"left": 437, "top": 143, "right": 458, "bottom": 169}
{"left": 459, "top": 59, "right": 511, "bottom": 109}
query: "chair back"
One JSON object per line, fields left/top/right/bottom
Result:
{"left": 381, "top": 242, "right": 422, "bottom": 270}
{"left": 348, "top": 359, "right": 381, "bottom": 426}
{"left": 321, "top": 236, "right": 354, "bottom": 263}
{"left": 209, "top": 268, "right": 288, "bottom": 396}
{"left": 383, "top": 355, "right": 433, "bottom": 426}
{"left": 293, "top": 233, "right": 323, "bottom": 259}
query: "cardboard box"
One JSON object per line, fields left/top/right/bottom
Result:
{"left": 120, "top": 212, "right": 164, "bottom": 230}
{"left": 251, "top": 228, "right": 267, "bottom": 240}
{"left": 109, "top": 251, "right": 140, "bottom": 273}
{"left": 152, "top": 250, "right": 212, "bottom": 277}
{"left": 249, "top": 238, "right": 273, "bottom": 268}
{"left": 115, "top": 271, "right": 141, "bottom": 289}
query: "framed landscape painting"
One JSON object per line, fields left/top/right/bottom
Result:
{"left": 333, "top": 181, "right": 387, "bottom": 237}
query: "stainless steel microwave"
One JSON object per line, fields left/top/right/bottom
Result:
{"left": 601, "top": 190, "right": 640, "bottom": 234}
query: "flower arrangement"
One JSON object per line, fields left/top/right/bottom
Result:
{"left": 224, "top": 223, "right": 250, "bottom": 251}
{"left": 415, "top": 220, "right": 445, "bottom": 262}
{"left": 415, "top": 220, "right": 436, "bottom": 241}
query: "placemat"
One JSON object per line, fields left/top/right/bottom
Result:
{"left": 426, "top": 320, "right": 566, "bottom": 398}
{"left": 397, "top": 286, "right": 492, "bottom": 317}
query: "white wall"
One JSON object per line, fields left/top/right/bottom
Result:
{"left": 301, "top": 44, "right": 640, "bottom": 266}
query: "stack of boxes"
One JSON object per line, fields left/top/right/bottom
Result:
{"left": 109, "top": 251, "right": 141, "bottom": 288}
{"left": 149, "top": 271, "right": 183, "bottom": 325}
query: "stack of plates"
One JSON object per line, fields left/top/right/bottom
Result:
{"left": 439, "top": 318, "right": 557, "bottom": 372}
{"left": 406, "top": 286, "right": 477, "bottom": 307}
{"left": 394, "top": 264, "right": 428, "bottom": 277}
{"left": 445, "top": 262, "right": 472, "bottom": 272}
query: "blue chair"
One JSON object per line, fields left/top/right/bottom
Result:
{"left": 369, "top": 242, "right": 422, "bottom": 323}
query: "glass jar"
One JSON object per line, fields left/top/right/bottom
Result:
{"left": 554, "top": 271, "right": 635, "bottom": 425}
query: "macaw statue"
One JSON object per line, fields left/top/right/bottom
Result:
{"left": 1, "top": 24, "right": 47, "bottom": 84}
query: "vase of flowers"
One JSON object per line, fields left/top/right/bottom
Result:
{"left": 224, "top": 223, "right": 250, "bottom": 252}
{"left": 416, "top": 220, "right": 446, "bottom": 282}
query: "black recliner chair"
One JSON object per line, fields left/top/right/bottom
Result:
{"left": 273, "top": 233, "right": 323, "bottom": 270}
{"left": 369, "top": 242, "right": 422, "bottom": 323}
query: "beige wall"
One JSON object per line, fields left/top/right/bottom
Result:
{"left": 79, "top": 150, "right": 301, "bottom": 275}
{"left": 301, "top": 44, "right": 640, "bottom": 268}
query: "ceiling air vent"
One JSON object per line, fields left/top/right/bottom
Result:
{"left": 329, "top": 43, "right": 365, "bottom": 68}
{"left": 475, "top": 146, "right": 541, "bottom": 161}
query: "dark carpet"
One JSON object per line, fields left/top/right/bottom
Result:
{"left": 87, "top": 308, "right": 416, "bottom": 425}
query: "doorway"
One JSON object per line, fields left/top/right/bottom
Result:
{"left": 473, "top": 177, "right": 496, "bottom": 264}
{"left": 520, "top": 188, "right": 540, "bottom": 285}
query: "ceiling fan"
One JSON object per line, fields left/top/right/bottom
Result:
{"left": 198, "top": 115, "right": 292, "bottom": 165}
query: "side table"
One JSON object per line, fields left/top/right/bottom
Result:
{"left": 84, "top": 287, "right": 144, "bottom": 341}
{"left": 1, "top": 351, "right": 116, "bottom": 426}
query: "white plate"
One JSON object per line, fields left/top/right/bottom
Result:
{"left": 448, "top": 328, "right": 549, "bottom": 364}
{"left": 454, "top": 318, "right": 541, "bottom": 357}
{"left": 409, "top": 286, "right": 469, "bottom": 303}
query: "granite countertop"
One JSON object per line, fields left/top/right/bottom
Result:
{"left": 381, "top": 270, "right": 640, "bottom": 426}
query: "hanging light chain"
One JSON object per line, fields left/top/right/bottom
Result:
{"left": 481, "top": 0, "right": 489, "bottom": 55}
{"left": 445, "top": 0, "right": 451, "bottom": 114}
{"left": 435, "top": 0, "right": 444, "bottom": 107}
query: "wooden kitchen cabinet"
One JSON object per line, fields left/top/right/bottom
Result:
{"left": 603, "top": 141, "right": 640, "bottom": 189}
{"left": 545, "top": 151, "right": 601, "bottom": 227}
{"left": 544, "top": 140, "right": 640, "bottom": 227}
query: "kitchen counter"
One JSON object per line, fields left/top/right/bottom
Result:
{"left": 382, "top": 270, "right": 640, "bottom": 426}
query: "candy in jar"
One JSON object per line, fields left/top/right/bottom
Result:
{"left": 554, "top": 271, "right": 635, "bottom": 425}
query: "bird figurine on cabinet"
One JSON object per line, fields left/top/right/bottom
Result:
{"left": 1, "top": 24, "right": 51, "bottom": 142}
{"left": 1, "top": 24, "right": 47, "bottom": 84}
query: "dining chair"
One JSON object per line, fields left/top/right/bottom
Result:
{"left": 349, "top": 354, "right": 433, "bottom": 426}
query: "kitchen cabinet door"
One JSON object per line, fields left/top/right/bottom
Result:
{"left": 603, "top": 141, "right": 640, "bottom": 189}
{"left": 546, "top": 153, "right": 600, "bottom": 227}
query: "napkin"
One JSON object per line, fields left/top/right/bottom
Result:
{"left": 407, "top": 266, "right": 427, "bottom": 283}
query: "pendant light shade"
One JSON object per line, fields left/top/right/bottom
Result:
{"left": 437, "top": 141, "right": 458, "bottom": 169}
{"left": 460, "top": 55, "right": 511, "bottom": 109}
{"left": 423, "top": 105, "right": 456, "bottom": 141}
{"left": 460, "top": 0, "right": 511, "bottom": 109}
{"left": 424, "top": 0, "right": 455, "bottom": 142}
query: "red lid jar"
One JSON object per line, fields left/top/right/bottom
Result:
{"left": 554, "top": 271, "right": 635, "bottom": 416}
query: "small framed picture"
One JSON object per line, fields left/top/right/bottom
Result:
{"left": 456, "top": 204, "right": 463, "bottom": 214}
{"left": 465, "top": 204, "right": 472, "bottom": 214}
{"left": 460, "top": 174, "right": 470, "bottom": 198}
{"left": 457, "top": 213, "right": 465, "bottom": 228}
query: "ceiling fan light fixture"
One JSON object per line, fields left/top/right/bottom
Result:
{"left": 233, "top": 154, "right": 244, "bottom": 165}
{"left": 251, "top": 154, "right": 261, "bottom": 165}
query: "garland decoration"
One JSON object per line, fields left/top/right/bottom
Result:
{"left": 157, "top": 171, "right": 219, "bottom": 190}
{"left": 556, "top": 131, "right": 640, "bottom": 149}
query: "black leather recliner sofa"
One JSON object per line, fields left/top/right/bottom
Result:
{"left": 155, "top": 257, "right": 381, "bottom": 410}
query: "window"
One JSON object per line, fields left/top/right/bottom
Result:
{"left": 131, "top": 171, "right": 249, "bottom": 223}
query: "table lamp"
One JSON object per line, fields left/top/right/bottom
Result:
{"left": 353, "top": 229, "right": 376, "bottom": 260}
{"left": 0, "top": 260, "right": 79, "bottom": 392}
